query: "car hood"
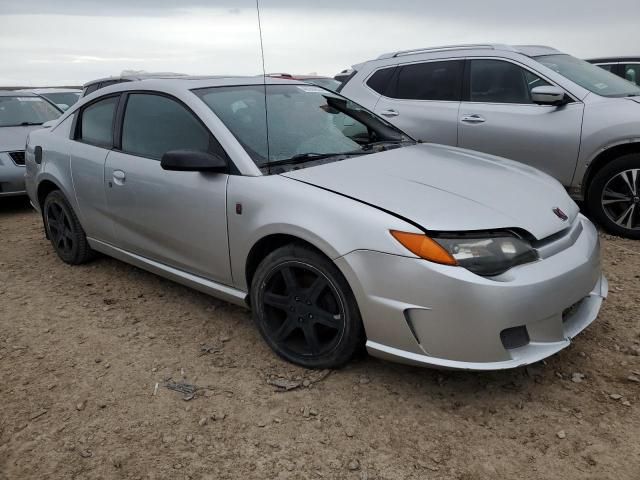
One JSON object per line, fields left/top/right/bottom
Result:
{"left": 0, "top": 125, "right": 42, "bottom": 152}
{"left": 281, "top": 143, "right": 578, "bottom": 240}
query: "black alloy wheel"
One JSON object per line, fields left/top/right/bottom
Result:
{"left": 251, "top": 244, "right": 363, "bottom": 368}
{"left": 46, "top": 200, "right": 74, "bottom": 256}
{"left": 43, "top": 190, "right": 93, "bottom": 264}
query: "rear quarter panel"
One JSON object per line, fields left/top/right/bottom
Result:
{"left": 26, "top": 116, "right": 76, "bottom": 212}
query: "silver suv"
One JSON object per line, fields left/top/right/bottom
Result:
{"left": 339, "top": 44, "right": 640, "bottom": 239}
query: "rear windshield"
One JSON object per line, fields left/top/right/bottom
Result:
{"left": 0, "top": 96, "right": 61, "bottom": 127}
{"left": 535, "top": 54, "right": 640, "bottom": 98}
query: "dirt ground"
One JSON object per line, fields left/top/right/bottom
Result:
{"left": 0, "top": 196, "right": 639, "bottom": 480}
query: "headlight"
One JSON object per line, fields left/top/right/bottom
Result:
{"left": 391, "top": 230, "right": 538, "bottom": 276}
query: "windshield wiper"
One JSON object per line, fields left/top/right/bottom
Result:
{"left": 360, "top": 139, "right": 415, "bottom": 150}
{"left": 267, "top": 150, "right": 369, "bottom": 167}
{"left": 19, "top": 122, "right": 44, "bottom": 126}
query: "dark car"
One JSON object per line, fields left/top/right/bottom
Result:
{"left": 587, "top": 57, "right": 640, "bottom": 85}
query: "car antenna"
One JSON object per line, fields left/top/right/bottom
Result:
{"left": 256, "top": 0, "right": 271, "bottom": 174}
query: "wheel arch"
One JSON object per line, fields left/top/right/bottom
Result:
{"left": 244, "top": 233, "right": 334, "bottom": 296}
{"left": 582, "top": 141, "right": 640, "bottom": 198}
{"left": 37, "top": 178, "right": 63, "bottom": 210}
{"left": 36, "top": 178, "right": 81, "bottom": 240}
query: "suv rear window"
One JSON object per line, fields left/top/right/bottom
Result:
{"left": 366, "top": 67, "right": 396, "bottom": 95}
{"left": 391, "top": 60, "right": 463, "bottom": 101}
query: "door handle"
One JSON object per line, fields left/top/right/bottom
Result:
{"left": 112, "top": 170, "right": 126, "bottom": 186}
{"left": 461, "top": 114, "right": 486, "bottom": 124}
{"left": 380, "top": 109, "right": 399, "bottom": 117}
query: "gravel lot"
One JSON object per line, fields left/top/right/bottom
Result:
{"left": 1, "top": 196, "right": 639, "bottom": 480}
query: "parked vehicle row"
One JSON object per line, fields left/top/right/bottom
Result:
{"left": 7, "top": 42, "right": 640, "bottom": 370}
{"left": 24, "top": 76, "right": 607, "bottom": 370}
{"left": 337, "top": 44, "right": 640, "bottom": 238}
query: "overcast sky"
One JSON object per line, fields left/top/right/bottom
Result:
{"left": 1, "top": 0, "right": 638, "bottom": 86}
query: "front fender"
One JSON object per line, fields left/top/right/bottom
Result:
{"left": 574, "top": 97, "right": 640, "bottom": 189}
{"left": 226, "top": 174, "right": 419, "bottom": 291}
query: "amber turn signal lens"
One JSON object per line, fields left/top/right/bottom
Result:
{"left": 390, "top": 230, "right": 457, "bottom": 266}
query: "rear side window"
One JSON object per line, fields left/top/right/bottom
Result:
{"left": 121, "top": 93, "right": 211, "bottom": 160}
{"left": 366, "top": 67, "right": 396, "bottom": 95}
{"left": 78, "top": 96, "right": 118, "bottom": 147}
{"left": 391, "top": 60, "right": 463, "bottom": 101}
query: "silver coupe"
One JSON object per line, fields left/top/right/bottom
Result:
{"left": 24, "top": 77, "right": 607, "bottom": 370}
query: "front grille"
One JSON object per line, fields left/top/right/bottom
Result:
{"left": 9, "top": 151, "right": 26, "bottom": 166}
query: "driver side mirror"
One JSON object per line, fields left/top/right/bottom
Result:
{"left": 531, "top": 86, "right": 568, "bottom": 106}
{"left": 161, "top": 150, "right": 228, "bottom": 173}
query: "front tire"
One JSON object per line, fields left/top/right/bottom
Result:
{"left": 250, "top": 244, "right": 364, "bottom": 369}
{"left": 43, "top": 190, "right": 94, "bottom": 264}
{"left": 587, "top": 154, "right": 640, "bottom": 239}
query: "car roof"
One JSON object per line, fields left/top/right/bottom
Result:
{"left": 74, "top": 76, "right": 312, "bottom": 103}
{"left": 95, "top": 75, "right": 307, "bottom": 92}
{"left": 372, "top": 44, "right": 562, "bottom": 61}
{"left": 83, "top": 72, "right": 189, "bottom": 88}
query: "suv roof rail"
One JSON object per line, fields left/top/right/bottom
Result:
{"left": 376, "top": 44, "right": 513, "bottom": 60}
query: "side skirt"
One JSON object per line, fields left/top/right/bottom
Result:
{"left": 87, "top": 238, "right": 249, "bottom": 308}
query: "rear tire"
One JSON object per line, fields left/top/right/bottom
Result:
{"left": 586, "top": 154, "right": 640, "bottom": 239}
{"left": 43, "top": 190, "right": 94, "bottom": 264}
{"left": 250, "top": 244, "right": 364, "bottom": 369}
